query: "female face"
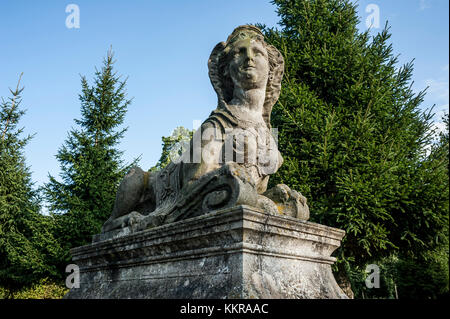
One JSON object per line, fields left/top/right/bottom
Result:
{"left": 228, "top": 38, "right": 269, "bottom": 90}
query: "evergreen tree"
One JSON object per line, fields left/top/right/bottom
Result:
{"left": 44, "top": 50, "right": 135, "bottom": 261}
{"left": 0, "top": 75, "right": 62, "bottom": 294}
{"left": 259, "top": 0, "right": 448, "bottom": 297}
{"left": 150, "top": 126, "right": 194, "bottom": 172}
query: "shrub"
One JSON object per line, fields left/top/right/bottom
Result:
{"left": 0, "top": 278, "right": 68, "bottom": 299}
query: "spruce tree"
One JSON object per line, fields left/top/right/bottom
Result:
{"left": 0, "top": 75, "right": 62, "bottom": 294}
{"left": 44, "top": 50, "right": 134, "bottom": 259}
{"left": 259, "top": 0, "right": 448, "bottom": 297}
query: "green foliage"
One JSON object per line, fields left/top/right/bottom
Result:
{"left": 349, "top": 248, "right": 449, "bottom": 299}
{"left": 44, "top": 50, "right": 136, "bottom": 263}
{"left": 259, "top": 0, "right": 449, "bottom": 297}
{"left": 150, "top": 126, "right": 194, "bottom": 172}
{"left": 0, "top": 75, "right": 63, "bottom": 292}
{"left": 346, "top": 256, "right": 399, "bottom": 299}
{"left": 395, "top": 252, "right": 449, "bottom": 299}
{"left": 0, "top": 278, "right": 68, "bottom": 299}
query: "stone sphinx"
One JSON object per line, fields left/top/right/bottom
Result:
{"left": 67, "top": 25, "right": 348, "bottom": 299}
{"left": 101, "top": 25, "right": 309, "bottom": 236}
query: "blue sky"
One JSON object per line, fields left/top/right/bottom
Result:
{"left": 0, "top": 0, "right": 448, "bottom": 198}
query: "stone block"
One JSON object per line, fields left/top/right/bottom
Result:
{"left": 65, "top": 205, "right": 347, "bottom": 299}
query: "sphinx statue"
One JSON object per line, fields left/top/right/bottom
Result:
{"left": 101, "top": 25, "right": 310, "bottom": 234}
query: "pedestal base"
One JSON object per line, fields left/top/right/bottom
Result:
{"left": 65, "top": 205, "right": 347, "bottom": 299}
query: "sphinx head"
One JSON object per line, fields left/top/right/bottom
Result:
{"left": 208, "top": 25, "right": 285, "bottom": 127}
{"left": 224, "top": 26, "right": 270, "bottom": 91}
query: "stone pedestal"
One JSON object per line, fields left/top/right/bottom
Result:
{"left": 65, "top": 205, "right": 347, "bottom": 299}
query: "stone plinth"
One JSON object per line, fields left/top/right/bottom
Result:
{"left": 65, "top": 205, "right": 347, "bottom": 299}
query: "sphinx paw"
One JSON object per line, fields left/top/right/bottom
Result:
{"left": 263, "top": 184, "right": 310, "bottom": 220}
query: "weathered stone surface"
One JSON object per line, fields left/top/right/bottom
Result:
{"left": 263, "top": 184, "right": 310, "bottom": 220}
{"left": 65, "top": 206, "right": 347, "bottom": 299}
{"left": 100, "top": 25, "right": 310, "bottom": 236}
{"left": 65, "top": 25, "right": 348, "bottom": 300}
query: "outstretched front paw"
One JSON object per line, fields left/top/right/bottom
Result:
{"left": 102, "top": 211, "right": 145, "bottom": 233}
{"left": 123, "top": 211, "right": 144, "bottom": 228}
{"left": 263, "top": 184, "right": 309, "bottom": 220}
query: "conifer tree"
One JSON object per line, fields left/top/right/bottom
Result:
{"left": 0, "top": 75, "right": 62, "bottom": 294}
{"left": 44, "top": 50, "right": 135, "bottom": 259}
{"left": 259, "top": 0, "right": 449, "bottom": 297}
{"left": 150, "top": 126, "right": 194, "bottom": 172}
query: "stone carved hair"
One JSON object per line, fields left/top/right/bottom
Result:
{"left": 208, "top": 25, "right": 285, "bottom": 129}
